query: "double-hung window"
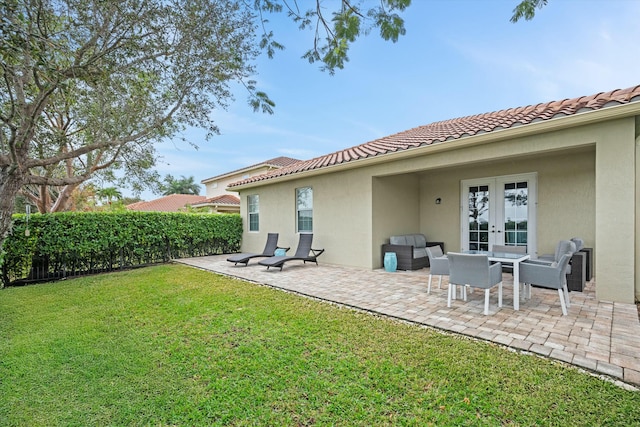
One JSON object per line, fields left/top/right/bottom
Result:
{"left": 248, "top": 194, "right": 259, "bottom": 232}
{"left": 296, "top": 187, "right": 313, "bottom": 233}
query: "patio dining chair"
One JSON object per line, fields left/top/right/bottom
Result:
{"left": 533, "top": 239, "right": 577, "bottom": 295}
{"left": 539, "top": 240, "right": 576, "bottom": 265}
{"left": 519, "top": 253, "right": 572, "bottom": 315}
{"left": 426, "top": 245, "right": 449, "bottom": 294}
{"left": 570, "top": 237, "right": 584, "bottom": 252}
{"left": 447, "top": 253, "right": 503, "bottom": 315}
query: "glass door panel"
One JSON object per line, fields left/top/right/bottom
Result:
{"left": 468, "top": 184, "right": 491, "bottom": 251}
{"left": 502, "top": 181, "right": 528, "bottom": 249}
{"left": 461, "top": 174, "right": 537, "bottom": 254}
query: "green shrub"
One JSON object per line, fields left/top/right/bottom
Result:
{"left": 1, "top": 212, "right": 242, "bottom": 286}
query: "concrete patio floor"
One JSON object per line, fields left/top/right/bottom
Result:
{"left": 176, "top": 255, "right": 640, "bottom": 389}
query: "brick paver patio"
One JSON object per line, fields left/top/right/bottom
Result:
{"left": 176, "top": 255, "right": 640, "bottom": 389}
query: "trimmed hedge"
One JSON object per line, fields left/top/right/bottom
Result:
{"left": 1, "top": 211, "right": 242, "bottom": 286}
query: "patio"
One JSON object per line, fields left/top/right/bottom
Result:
{"left": 176, "top": 255, "right": 640, "bottom": 389}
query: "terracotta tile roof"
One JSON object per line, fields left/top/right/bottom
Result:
{"left": 201, "top": 156, "right": 301, "bottom": 183}
{"left": 229, "top": 85, "right": 640, "bottom": 188}
{"left": 126, "top": 194, "right": 206, "bottom": 212}
{"left": 191, "top": 194, "right": 240, "bottom": 206}
{"left": 260, "top": 156, "right": 302, "bottom": 168}
{"left": 125, "top": 201, "right": 146, "bottom": 210}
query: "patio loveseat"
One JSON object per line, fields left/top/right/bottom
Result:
{"left": 381, "top": 234, "right": 444, "bottom": 270}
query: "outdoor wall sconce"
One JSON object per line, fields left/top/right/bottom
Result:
{"left": 435, "top": 197, "right": 442, "bottom": 205}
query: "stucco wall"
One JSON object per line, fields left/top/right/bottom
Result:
{"left": 594, "top": 119, "right": 636, "bottom": 303}
{"left": 418, "top": 150, "right": 596, "bottom": 258}
{"left": 637, "top": 133, "right": 640, "bottom": 302}
{"left": 372, "top": 174, "right": 421, "bottom": 268}
{"left": 238, "top": 168, "right": 375, "bottom": 269}
{"left": 418, "top": 172, "right": 460, "bottom": 254}
{"left": 205, "top": 166, "right": 272, "bottom": 198}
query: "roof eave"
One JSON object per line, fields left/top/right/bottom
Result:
{"left": 229, "top": 101, "right": 640, "bottom": 191}
{"left": 201, "top": 163, "right": 288, "bottom": 184}
{"left": 191, "top": 202, "right": 239, "bottom": 207}
{"left": 201, "top": 166, "right": 260, "bottom": 184}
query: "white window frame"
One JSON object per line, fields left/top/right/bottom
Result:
{"left": 296, "top": 187, "right": 313, "bottom": 233}
{"left": 248, "top": 194, "right": 259, "bottom": 232}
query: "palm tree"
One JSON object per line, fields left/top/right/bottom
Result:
{"left": 96, "top": 187, "right": 123, "bottom": 205}
{"left": 161, "top": 175, "right": 201, "bottom": 195}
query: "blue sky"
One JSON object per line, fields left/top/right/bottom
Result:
{"left": 139, "top": 0, "right": 640, "bottom": 200}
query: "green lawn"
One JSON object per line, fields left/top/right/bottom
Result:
{"left": 1, "top": 264, "right": 638, "bottom": 426}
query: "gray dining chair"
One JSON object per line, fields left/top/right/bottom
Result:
{"left": 570, "top": 237, "right": 584, "bottom": 252}
{"left": 447, "top": 253, "right": 503, "bottom": 315}
{"left": 539, "top": 240, "right": 576, "bottom": 264}
{"left": 426, "top": 245, "right": 449, "bottom": 294}
{"left": 533, "top": 240, "right": 576, "bottom": 297}
{"left": 519, "top": 253, "right": 573, "bottom": 315}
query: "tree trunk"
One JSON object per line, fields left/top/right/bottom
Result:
{"left": 51, "top": 184, "right": 77, "bottom": 213}
{"left": 0, "top": 167, "right": 25, "bottom": 253}
{"left": 37, "top": 184, "right": 50, "bottom": 213}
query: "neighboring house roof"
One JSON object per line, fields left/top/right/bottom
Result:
{"left": 191, "top": 194, "right": 240, "bottom": 207}
{"left": 126, "top": 194, "right": 206, "bottom": 212}
{"left": 229, "top": 85, "right": 640, "bottom": 188}
{"left": 201, "top": 156, "right": 301, "bottom": 184}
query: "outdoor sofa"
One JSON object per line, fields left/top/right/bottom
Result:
{"left": 381, "top": 234, "right": 444, "bottom": 270}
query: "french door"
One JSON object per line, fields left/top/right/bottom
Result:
{"left": 461, "top": 173, "right": 537, "bottom": 253}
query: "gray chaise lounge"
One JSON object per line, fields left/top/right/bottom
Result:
{"left": 227, "top": 233, "right": 287, "bottom": 266}
{"left": 259, "top": 233, "right": 324, "bottom": 271}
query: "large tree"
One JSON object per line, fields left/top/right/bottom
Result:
{"left": 160, "top": 175, "right": 200, "bottom": 196}
{"left": 510, "top": 0, "right": 549, "bottom": 22}
{"left": 0, "top": 0, "right": 413, "bottom": 252}
{"left": 96, "top": 186, "right": 122, "bottom": 205}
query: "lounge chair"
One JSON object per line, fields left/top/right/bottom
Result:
{"left": 227, "top": 233, "right": 288, "bottom": 266}
{"left": 259, "top": 234, "right": 325, "bottom": 271}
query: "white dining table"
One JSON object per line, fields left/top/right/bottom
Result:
{"left": 464, "top": 250, "right": 531, "bottom": 310}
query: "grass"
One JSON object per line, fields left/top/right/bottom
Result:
{"left": 1, "top": 264, "right": 639, "bottom": 426}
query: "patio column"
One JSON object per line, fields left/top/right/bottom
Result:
{"left": 637, "top": 134, "right": 640, "bottom": 303}
{"left": 594, "top": 120, "right": 636, "bottom": 303}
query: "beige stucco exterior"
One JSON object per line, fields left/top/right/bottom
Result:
{"left": 637, "top": 124, "right": 640, "bottom": 303}
{"left": 202, "top": 166, "right": 273, "bottom": 198}
{"left": 203, "top": 165, "right": 283, "bottom": 198}
{"left": 233, "top": 107, "right": 640, "bottom": 304}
